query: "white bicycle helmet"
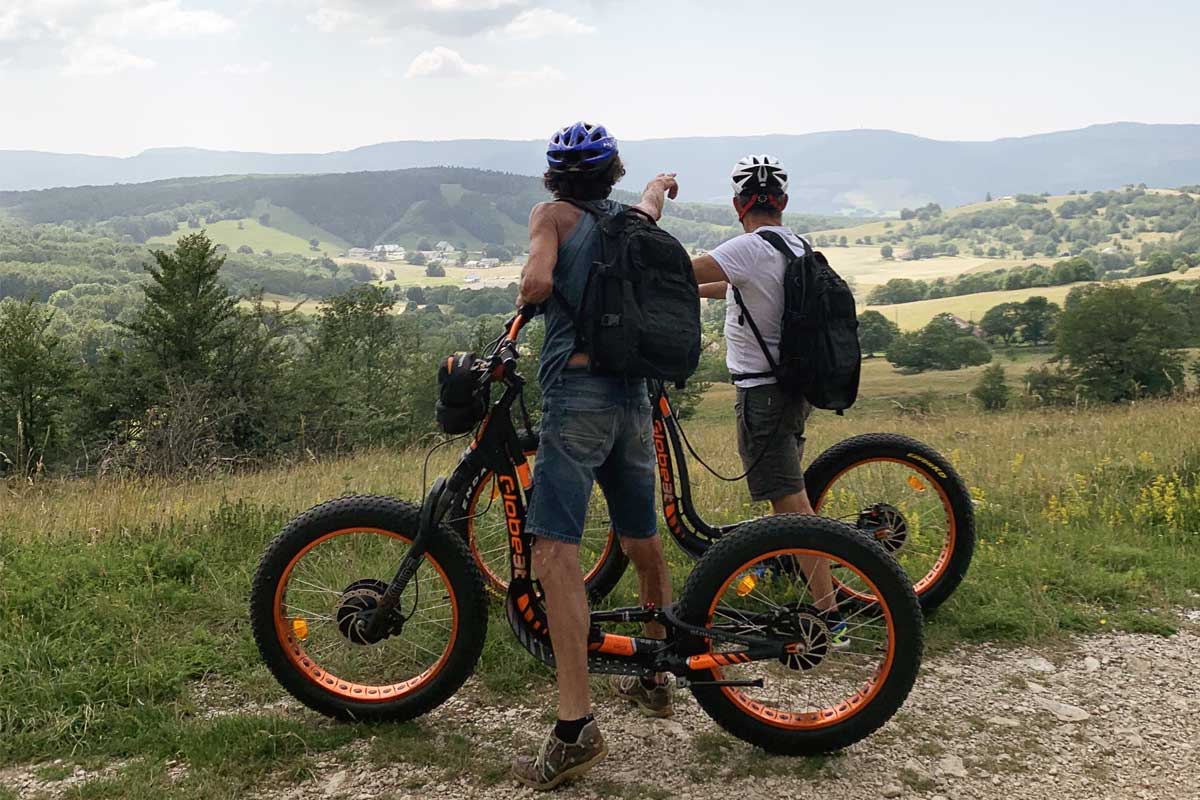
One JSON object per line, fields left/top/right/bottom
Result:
{"left": 730, "top": 154, "right": 789, "bottom": 195}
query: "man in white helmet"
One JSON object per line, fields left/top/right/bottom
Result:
{"left": 690, "top": 155, "right": 846, "bottom": 643}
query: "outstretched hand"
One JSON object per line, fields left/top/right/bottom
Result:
{"left": 652, "top": 173, "right": 680, "bottom": 199}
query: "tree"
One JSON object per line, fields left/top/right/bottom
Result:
{"left": 405, "top": 286, "right": 427, "bottom": 305}
{"left": 0, "top": 299, "right": 74, "bottom": 474}
{"left": 258, "top": 213, "right": 271, "bottom": 226}
{"left": 986, "top": 192, "right": 993, "bottom": 202}
{"left": 425, "top": 263, "right": 446, "bottom": 278}
{"left": 971, "top": 364, "right": 1009, "bottom": 410}
{"left": 858, "top": 310, "right": 900, "bottom": 356}
{"left": 483, "top": 243, "right": 513, "bottom": 260}
{"left": 1056, "top": 284, "right": 1187, "bottom": 402}
{"left": 237, "top": 245, "right": 254, "bottom": 255}
{"left": 979, "top": 302, "right": 1022, "bottom": 344}
{"left": 409, "top": 252, "right": 427, "bottom": 266}
{"left": 880, "top": 244, "right": 894, "bottom": 259}
{"left": 886, "top": 315, "right": 992, "bottom": 372}
{"left": 123, "top": 232, "right": 239, "bottom": 380}
{"left": 309, "top": 238, "right": 320, "bottom": 251}
{"left": 416, "top": 238, "right": 434, "bottom": 252}
{"left": 1014, "top": 296, "right": 1060, "bottom": 345}
{"left": 838, "top": 235, "right": 848, "bottom": 247}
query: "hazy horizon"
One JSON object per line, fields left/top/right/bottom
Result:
{"left": 5, "top": 120, "right": 1196, "bottom": 159}
{"left": 1, "top": 1, "right": 1198, "bottom": 158}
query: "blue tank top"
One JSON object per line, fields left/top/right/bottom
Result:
{"left": 538, "top": 199, "right": 626, "bottom": 389}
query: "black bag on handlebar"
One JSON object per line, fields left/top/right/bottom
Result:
{"left": 554, "top": 200, "right": 701, "bottom": 385}
{"left": 436, "top": 353, "right": 488, "bottom": 434}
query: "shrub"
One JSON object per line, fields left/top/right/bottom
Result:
{"left": 971, "top": 364, "right": 1010, "bottom": 411}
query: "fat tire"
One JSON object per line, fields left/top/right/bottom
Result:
{"left": 250, "top": 495, "right": 488, "bottom": 722}
{"left": 678, "top": 514, "right": 923, "bottom": 755}
{"left": 449, "top": 431, "right": 628, "bottom": 602}
{"left": 805, "top": 433, "right": 975, "bottom": 613}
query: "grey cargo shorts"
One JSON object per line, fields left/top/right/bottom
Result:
{"left": 734, "top": 383, "right": 812, "bottom": 502}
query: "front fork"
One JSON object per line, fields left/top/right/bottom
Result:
{"left": 362, "top": 468, "right": 465, "bottom": 640}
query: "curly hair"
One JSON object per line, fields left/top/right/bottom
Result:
{"left": 543, "top": 155, "right": 627, "bottom": 201}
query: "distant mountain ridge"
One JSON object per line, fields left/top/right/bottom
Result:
{"left": 3, "top": 123, "right": 1200, "bottom": 213}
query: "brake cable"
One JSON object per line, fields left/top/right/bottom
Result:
{"left": 658, "top": 381, "right": 787, "bottom": 484}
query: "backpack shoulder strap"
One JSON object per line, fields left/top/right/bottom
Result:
{"left": 729, "top": 285, "right": 779, "bottom": 382}
{"left": 756, "top": 229, "right": 811, "bottom": 260}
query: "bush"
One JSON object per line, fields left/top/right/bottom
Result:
{"left": 885, "top": 315, "right": 992, "bottom": 372}
{"left": 1024, "top": 364, "right": 1079, "bottom": 406}
{"left": 425, "top": 263, "right": 446, "bottom": 278}
{"left": 1056, "top": 283, "right": 1186, "bottom": 402}
{"left": 971, "top": 364, "right": 1010, "bottom": 411}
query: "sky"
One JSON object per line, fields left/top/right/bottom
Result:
{"left": 0, "top": 0, "right": 1197, "bottom": 156}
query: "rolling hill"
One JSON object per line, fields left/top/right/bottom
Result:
{"left": 4, "top": 123, "right": 1200, "bottom": 214}
{"left": 0, "top": 167, "right": 854, "bottom": 251}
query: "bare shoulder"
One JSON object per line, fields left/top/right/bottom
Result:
{"left": 530, "top": 199, "right": 581, "bottom": 237}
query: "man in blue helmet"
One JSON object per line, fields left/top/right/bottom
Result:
{"left": 511, "top": 122, "right": 679, "bottom": 790}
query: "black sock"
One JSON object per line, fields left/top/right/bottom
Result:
{"left": 554, "top": 714, "right": 594, "bottom": 743}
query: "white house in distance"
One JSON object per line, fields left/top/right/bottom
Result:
{"left": 372, "top": 244, "right": 406, "bottom": 261}
{"left": 347, "top": 247, "right": 371, "bottom": 259}
{"left": 435, "top": 241, "right": 457, "bottom": 253}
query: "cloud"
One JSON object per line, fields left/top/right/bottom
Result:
{"left": 0, "top": 2, "right": 232, "bottom": 75}
{"left": 62, "top": 40, "right": 155, "bottom": 76}
{"left": 305, "top": 0, "right": 527, "bottom": 36}
{"left": 404, "top": 46, "right": 491, "bottom": 79}
{"left": 94, "top": 1, "right": 235, "bottom": 38}
{"left": 495, "top": 8, "right": 593, "bottom": 40}
{"left": 404, "top": 46, "right": 564, "bottom": 88}
{"left": 222, "top": 60, "right": 272, "bottom": 75}
{"left": 1, "top": 2, "right": 235, "bottom": 42}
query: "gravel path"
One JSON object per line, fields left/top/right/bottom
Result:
{"left": 5, "top": 622, "right": 1199, "bottom": 800}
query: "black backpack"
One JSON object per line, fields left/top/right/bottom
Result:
{"left": 730, "top": 230, "right": 861, "bottom": 412}
{"left": 554, "top": 200, "right": 701, "bottom": 385}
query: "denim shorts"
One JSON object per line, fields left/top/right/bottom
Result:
{"left": 526, "top": 370, "right": 658, "bottom": 545}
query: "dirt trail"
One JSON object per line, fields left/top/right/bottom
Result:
{"left": 5, "top": 622, "right": 1199, "bottom": 800}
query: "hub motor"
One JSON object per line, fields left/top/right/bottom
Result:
{"left": 335, "top": 579, "right": 392, "bottom": 645}
{"left": 773, "top": 604, "right": 832, "bottom": 672}
{"left": 857, "top": 503, "right": 909, "bottom": 554}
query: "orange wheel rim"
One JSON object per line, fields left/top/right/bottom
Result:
{"left": 272, "top": 527, "right": 458, "bottom": 702}
{"left": 466, "top": 457, "right": 613, "bottom": 592}
{"left": 704, "top": 547, "right": 897, "bottom": 730}
{"left": 814, "top": 457, "right": 956, "bottom": 599}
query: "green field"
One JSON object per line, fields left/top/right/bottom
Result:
{"left": 825, "top": 245, "right": 1026, "bottom": 289}
{"left": 3, "top": 358, "right": 1199, "bottom": 796}
{"left": 148, "top": 218, "right": 348, "bottom": 257}
{"left": 868, "top": 270, "right": 1195, "bottom": 330}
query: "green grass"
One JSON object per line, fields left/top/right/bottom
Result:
{"left": 2, "top": 385, "right": 1199, "bottom": 788}
{"left": 147, "top": 219, "right": 345, "bottom": 258}
{"left": 867, "top": 270, "right": 1195, "bottom": 330}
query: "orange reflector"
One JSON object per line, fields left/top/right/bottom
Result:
{"left": 735, "top": 574, "right": 757, "bottom": 597}
{"left": 292, "top": 618, "right": 310, "bottom": 640}
{"left": 907, "top": 475, "right": 927, "bottom": 492}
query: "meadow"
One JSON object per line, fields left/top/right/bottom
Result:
{"left": 2, "top": 356, "right": 1198, "bottom": 797}
{"left": 147, "top": 218, "right": 347, "bottom": 258}
{"left": 868, "top": 269, "right": 1195, "bottom": 330}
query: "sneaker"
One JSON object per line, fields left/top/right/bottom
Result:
{"left": 611, "top": 675, "right": 674, "bottom": 718}
{"left": 823, "top": 610, "right": 852, "bottom": 649}
{"left": 511, "top": 720, "right": 608, "bottom": 791}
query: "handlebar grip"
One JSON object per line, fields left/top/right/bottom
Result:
{"left": 506, "top": 305, "right": 536, "bottom": 341}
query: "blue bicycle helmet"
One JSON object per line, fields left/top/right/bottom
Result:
{"left": 546, "top": 121, "right": 618, "bottom": 172}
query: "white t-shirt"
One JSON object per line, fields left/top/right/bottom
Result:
{"left": 709, "top": 226, "right": 810, "bottom": 388}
